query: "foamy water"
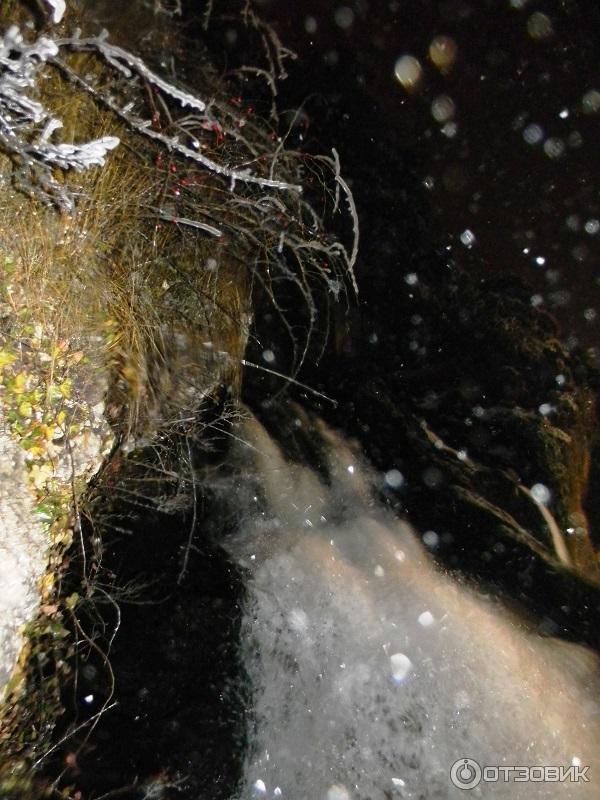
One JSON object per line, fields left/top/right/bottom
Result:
{"left": 224, "top": 412, "right": 600, "bottom": 799}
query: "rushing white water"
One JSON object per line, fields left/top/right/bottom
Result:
{"left": 225, "top": 411, "right": 600, "bottom": 800}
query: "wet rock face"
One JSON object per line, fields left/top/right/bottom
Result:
{"left": 0, "top": 230, "right": 115, "bottom": 697}
{"left": 0, "top": 393, "right": 111, "bottom": 693}
{"left": 0, "top": 424, "right": 46, "bottom": 689}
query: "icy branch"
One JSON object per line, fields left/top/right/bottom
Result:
{"left": 53, "top": 55, "right": 302, "bottom": 194}
{"left": 152, "top": 207, "right": 223, "bottom": 237}
{"left": 1, "top": 22, "right": 304, "bottom": 211}
{"left": 58, "top": 33, "right": 208, "bottom": 113}
{"left": 0, "top": 25, "right": 120, "bottom": 210}
{"left": 45, "top": 0, "right": 66, "bottom": 24}
{"left": 332, "top": 148, "right": 359, "bottom": 294}
{"left": 33, "top": 136, "right": 120, "bottom": 171}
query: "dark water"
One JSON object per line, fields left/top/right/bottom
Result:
{"left": 41, "top": 426, "right": 248, "bottom": 798}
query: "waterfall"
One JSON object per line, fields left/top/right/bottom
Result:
{"left": 221, "top": 409, "right": 600, "bottom": 799}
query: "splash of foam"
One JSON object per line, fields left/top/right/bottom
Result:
{"left": 225, "top": 412, "right": 600, "bottom": 799}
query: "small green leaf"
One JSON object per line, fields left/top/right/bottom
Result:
{"left": 65, "top": 593, "right": 79, "bottom": 611}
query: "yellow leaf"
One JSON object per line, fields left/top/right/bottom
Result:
{"left": 40, "top": 424, "right": 54, "bottom": 441}
{"left": 18, "top": 401, "right": 33, "bottom": 417}
{"left": 13, "top": 372, "right": 27, "bottom": 392}
{"left": 51, "top": 341, "right": 68, "bottom": 358}
{"left": 58, "top": 379, "right": 72, "bottom": 399}
{"left": 29, "top": 445, "right": 45, "bottom": 457}
{"left": 0, "top": 350, "right": 15, "bottom": 368}
{"left": 41, "top": 573, "right": 55, "bottom": 592}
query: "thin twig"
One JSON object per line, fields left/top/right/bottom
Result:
{"left": 241, "top": 358, "right": 337, "bottom": 405}
{"left": 177, "top": 432, "right": 198, "bottom": 584}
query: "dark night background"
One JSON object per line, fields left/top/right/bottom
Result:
{"left": 242, "top": 0, "right": 600, "bottom": 358}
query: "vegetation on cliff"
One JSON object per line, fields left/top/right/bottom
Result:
{"left": 0, "top": 2, "right": 356, "bottom": 795}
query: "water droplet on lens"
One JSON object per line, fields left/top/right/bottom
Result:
{"left": 390, "top": 652, "right": 412, "bottom": 682}
{"left": 523, "top": 123, "right": 543, "bottom": 144}
{"left": 431, "top": 94, "right": 455, "bottom": 122}
{"left": 543, "top": 137, "right": 565, "bottom": 159}
{"left": 385, "top": 469, "right": 404, "bottom": 489}
{"left": 418, "top": 610, "right": 435, "bottom": 627}
{"left": 527, "top": 11, "right": 553, "bottom": 40}
{"left": 460, "top": 228, "right": 476, "bottom": 247}
{"left": 422, "top": 530, "right": 440, "bottom": 548}
{"left": 582, "top": 89, "right": 600, "bottom": 114}
{"left": 304, "top": 16, "right": 317, "bottom": 34}
{"left": 429, "top": 35, "right": 458, "bottom": 70}
{"left": 531, "top": 483, "right": 551, "bottom": 505}
{"left": 334, "top": 6, "right": 355, "bottom": 30}
{"left": 394, "top": 55, "right": 423, "bottom": 91}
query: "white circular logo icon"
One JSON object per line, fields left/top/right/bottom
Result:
{"left": 450, "top": 758, "right": 482, "bottom": 790}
